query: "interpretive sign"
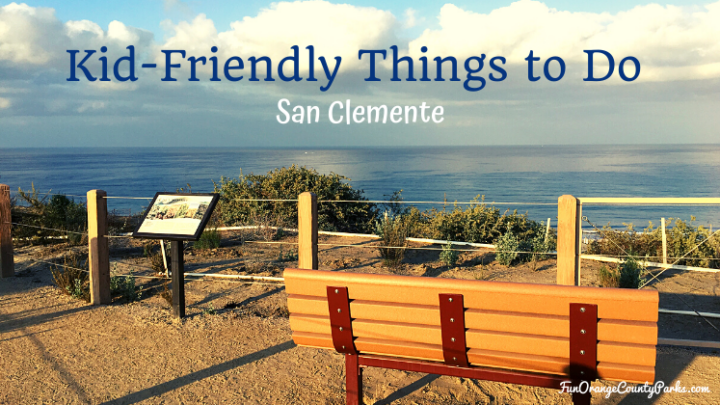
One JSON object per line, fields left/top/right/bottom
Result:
{"left": 133, "top": 193, "right": 219, "bottom": 241}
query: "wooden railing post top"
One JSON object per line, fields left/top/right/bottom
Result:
{"left": 87, "top": 190, "right": 107, "bottom": 197}
{"left": 299, "top": 192, "right": 317, "bottom": 200}
{"left": 558, "top": 195, "right": 578, "bottom": 203}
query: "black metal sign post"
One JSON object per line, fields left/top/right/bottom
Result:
{"left": 171, "top": 240, "right": 185, "bottom": 318}
{"left": 132, "top": 192, "right": 219, "bottom": 319}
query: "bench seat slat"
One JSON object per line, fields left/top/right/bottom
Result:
{"left": 288, "top": 295, "right": 658, "bottom": 345}
{"left": 291, "top": 332, "right": 655, "bottom": 384}
{"left": 290, "top": 315, "right": 656, "bottom": 367}
{"left": 285, "top": 269, "right": 659, "bottom": 322}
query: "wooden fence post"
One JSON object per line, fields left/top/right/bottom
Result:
{"left": 0, "top": 184, "right": 14, "bottom": 279}
{"left": 557, "top": 195, "right": 581, "bottom": 286}
{"left": 298, "top": 192, "right": 318, "bottom": 270}
{"left": 87, "top": 190, "right": 110, "bottom": 305}
{"left": 661, "top": 218, "right": 667, "bottom": 265}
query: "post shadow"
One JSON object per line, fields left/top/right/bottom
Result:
{"left": 0, "top": 304, "right": 89, "bottom": 335}
{"left": 100, "top": 340, "right": 296, "bottom": 405}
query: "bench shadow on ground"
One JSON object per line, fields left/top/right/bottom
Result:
{"left": 99, "top": 340, "right": 297, "bottom": 405}
{"left": 372, "top": 374, "right": 441, "bottom": 405}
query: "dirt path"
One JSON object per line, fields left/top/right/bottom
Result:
{"left": 1, "top": 234, "right": 719, "bottom": 404}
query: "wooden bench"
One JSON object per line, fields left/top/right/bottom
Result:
{"left": 284, "top": 268, "right": 659, "bottom": 405}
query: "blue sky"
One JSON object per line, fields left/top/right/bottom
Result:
{"left": 1, "top": 0, "right": 719, "bottom": 147}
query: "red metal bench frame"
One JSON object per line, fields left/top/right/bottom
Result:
{"left": 327, "top": 286, "right": 599, "bottom": 405}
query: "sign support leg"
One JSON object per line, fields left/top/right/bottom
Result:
{"left": 171, "top": 240, "right": 185, "bottom": 318}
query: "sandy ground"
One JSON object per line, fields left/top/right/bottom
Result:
{"left": 1, "top": 232, "right": 719, "bottom": 404}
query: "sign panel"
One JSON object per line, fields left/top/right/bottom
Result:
{"left": 133, "top": 193, "right": 219, "bottom": 241}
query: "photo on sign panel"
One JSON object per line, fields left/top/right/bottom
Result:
{"left": 133, "top": 193, "right": 219, "bottom": 240}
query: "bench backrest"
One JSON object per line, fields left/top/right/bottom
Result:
{"left": 284, "top": 268, "right": 659, "bottom": 384}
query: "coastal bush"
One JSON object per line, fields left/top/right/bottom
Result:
{"left": 597, "top": 257, "right": 644, "bottom": 289}
{"left": 619, "top": 256, "right": 643, "bottom": 289}
{"left": 12, "top": 185, "right": 87, "bottom": 244}
{"left": 496, "top": 230, "right": 520, "bottom": 266}
{"left": 375, "top": 213, "right": 409, "bottom": 268}
{"left": 109, "top": 269, "right": 144, "bottom": 302}
{"left": 398, "top": 196, "right": 546, "bottom": 245}
{"left": 213, "top": 165, "right": 377, "bottom": 233}
{"left": 121, "top": 273, "right": 143, "bottom": 302}
{"left": 195, "top": 227, "right": 221, "bottom": 250}
{"left": 50, "top": 253, "right": 89, "bottom": 302}
{"left": 598, "top": 265, "right": 620, "bottom": 288}
{"left": 439, "top": 242, "right": 459, "bottom": 267}
{"left": 587, "top": 218, "right": 719, "bottom": 268}
{"left": 528, "top": 234, "right": 554, "bottom": 261}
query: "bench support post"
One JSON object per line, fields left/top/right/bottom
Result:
{"left": 439, "top": 293, "right": 468, "bottom": 367}
{"left": 328, "top": 286, "right": 362, "bottom": 404}
{"left": 0, "top": 184, "right": 14, "bottom": 279}
{"left": 327, "top": 286, "right": 357, "bottom": 354}
{"left": 345, "top": 354, "right": 362, "bottom": 405}
{"left": 569, "top": 303, "right": 598, "bottom": 405}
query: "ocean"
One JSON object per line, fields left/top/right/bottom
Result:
{"left": 2, "top": 145, "right": 719, "bottom": 228}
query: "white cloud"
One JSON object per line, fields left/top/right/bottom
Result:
{"left": 409, "top": 0, "right": 720, "bottom": 81}
{"left": 0, "top": 2, "right": 153, "bottom": 68}
{"left": 0, "top": 3, "right": 63, "bottom": 64}
{"left": 157, "top": 1, "right": 397, "bottom": 70}
{"left": 403, "top": 8, "right": 422, "bottom": 28}
{"left": 0, "top": 96, "right": 10, "bottom": 109}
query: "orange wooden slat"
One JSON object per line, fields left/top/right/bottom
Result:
{"left": 284, "top": 269, "right": 659, "bottom": 322}
{"left": 288, "top": 295, "right": 658, "bottom": 345}
{"left": 291, "top": 332, "right": 655, "bottom": 384}
{"left": 289, "top": 315, "right": 656, "bottom": 367}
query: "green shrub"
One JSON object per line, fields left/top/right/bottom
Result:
{"left": 619, "top": 256, "right": 643, "bottom": 289}
{"left": 110, "top": 269, "right": 123, "bottom": 294}
{"left": 13, "top": 185, "right": 87, "bottom": 244}
{"left": 121, "top": 273, "right": 143, "bottom": 302}
{"left": 195, "top": 227, "right": 221, "bottom": 250}
{"left": 375, "top": 214, "right": 410, "bottom": 268}
{"left": 214, "top": 165, "right": 377, "bottom": 233}
{"left": 496, "top": 230, "right": 520, "bottom": 266}
{"left": 525, "top": 234, "right": 555, "bottom": 265}
{"left": 110, "top": 269, "right": 143, "bottom": 302}
{"left": 203, "top": 304, "right": 218, "bottom": 316}
{"left": 439, "top": 242, "right": 459, "bottom": 267}
{"left": 399, "top": 196, "right": 546, "bottom": 245}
